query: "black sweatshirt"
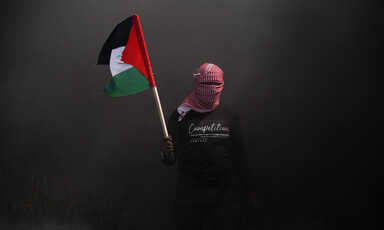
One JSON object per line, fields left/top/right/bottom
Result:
{"left": 161, "top": 103, "right": 256, "bottom": 192}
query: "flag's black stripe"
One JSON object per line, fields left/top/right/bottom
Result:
{"left": 97, "top": 16, "right": 133, "bottom": 65}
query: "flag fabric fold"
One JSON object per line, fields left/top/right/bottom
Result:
{"left": 98, "top": 14, "right": 155, "bottom": 97}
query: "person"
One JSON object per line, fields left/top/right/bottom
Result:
{"left": 160, "top": 63, "right": 258, "bottom": 230}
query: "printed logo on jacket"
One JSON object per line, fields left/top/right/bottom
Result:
{"left": 187, "top": 120, "right": 230, "bottom": 143}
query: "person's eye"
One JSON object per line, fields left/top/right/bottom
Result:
{"left": 201, "top": 82, "right": 221, "bottom": 85}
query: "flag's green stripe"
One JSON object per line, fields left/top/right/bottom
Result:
{"left": 104, "top": 67, "right": 149, "bottom": 97}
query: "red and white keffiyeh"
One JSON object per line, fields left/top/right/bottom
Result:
{"left": 177, "top": 63, "right": 224, "bottom": 121}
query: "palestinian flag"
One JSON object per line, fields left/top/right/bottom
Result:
{"left": 98, "top": 14, "right": 156, "bottom": 97}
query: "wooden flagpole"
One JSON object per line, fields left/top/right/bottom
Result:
{"left": 132, "top": 15, "right": 168, "bottom": 138}
{"left": 152, "top": 86, "right": 169, "bottom": 138}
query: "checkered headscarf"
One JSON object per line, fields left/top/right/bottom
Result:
{"left": 177, "top": 63, "right": 224, "bottom": 121}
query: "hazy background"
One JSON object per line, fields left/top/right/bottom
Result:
{"left": 0, "top": 0, "right": 381, "bottom": 229}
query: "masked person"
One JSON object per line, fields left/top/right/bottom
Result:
{"left": 160, "top": 63, "right": 258, "bottom": 230}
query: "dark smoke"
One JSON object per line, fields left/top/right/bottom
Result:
{"left": 0, "top": 0, "right": 381, "bottom": 229}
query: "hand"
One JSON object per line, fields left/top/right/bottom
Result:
{"left": 160, "top": 136, "right": 174, "bottom": 155}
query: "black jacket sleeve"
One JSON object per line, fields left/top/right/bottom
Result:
{"left": 230, "top": 112, "right": 257, "bottom": 192}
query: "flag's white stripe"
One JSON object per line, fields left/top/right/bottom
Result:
{"left": 110, "top": 46, "right": 133, "bottom": 77}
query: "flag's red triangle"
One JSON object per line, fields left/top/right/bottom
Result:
{"left": 122, "top": 15, "right": 156, "bottom": 87}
